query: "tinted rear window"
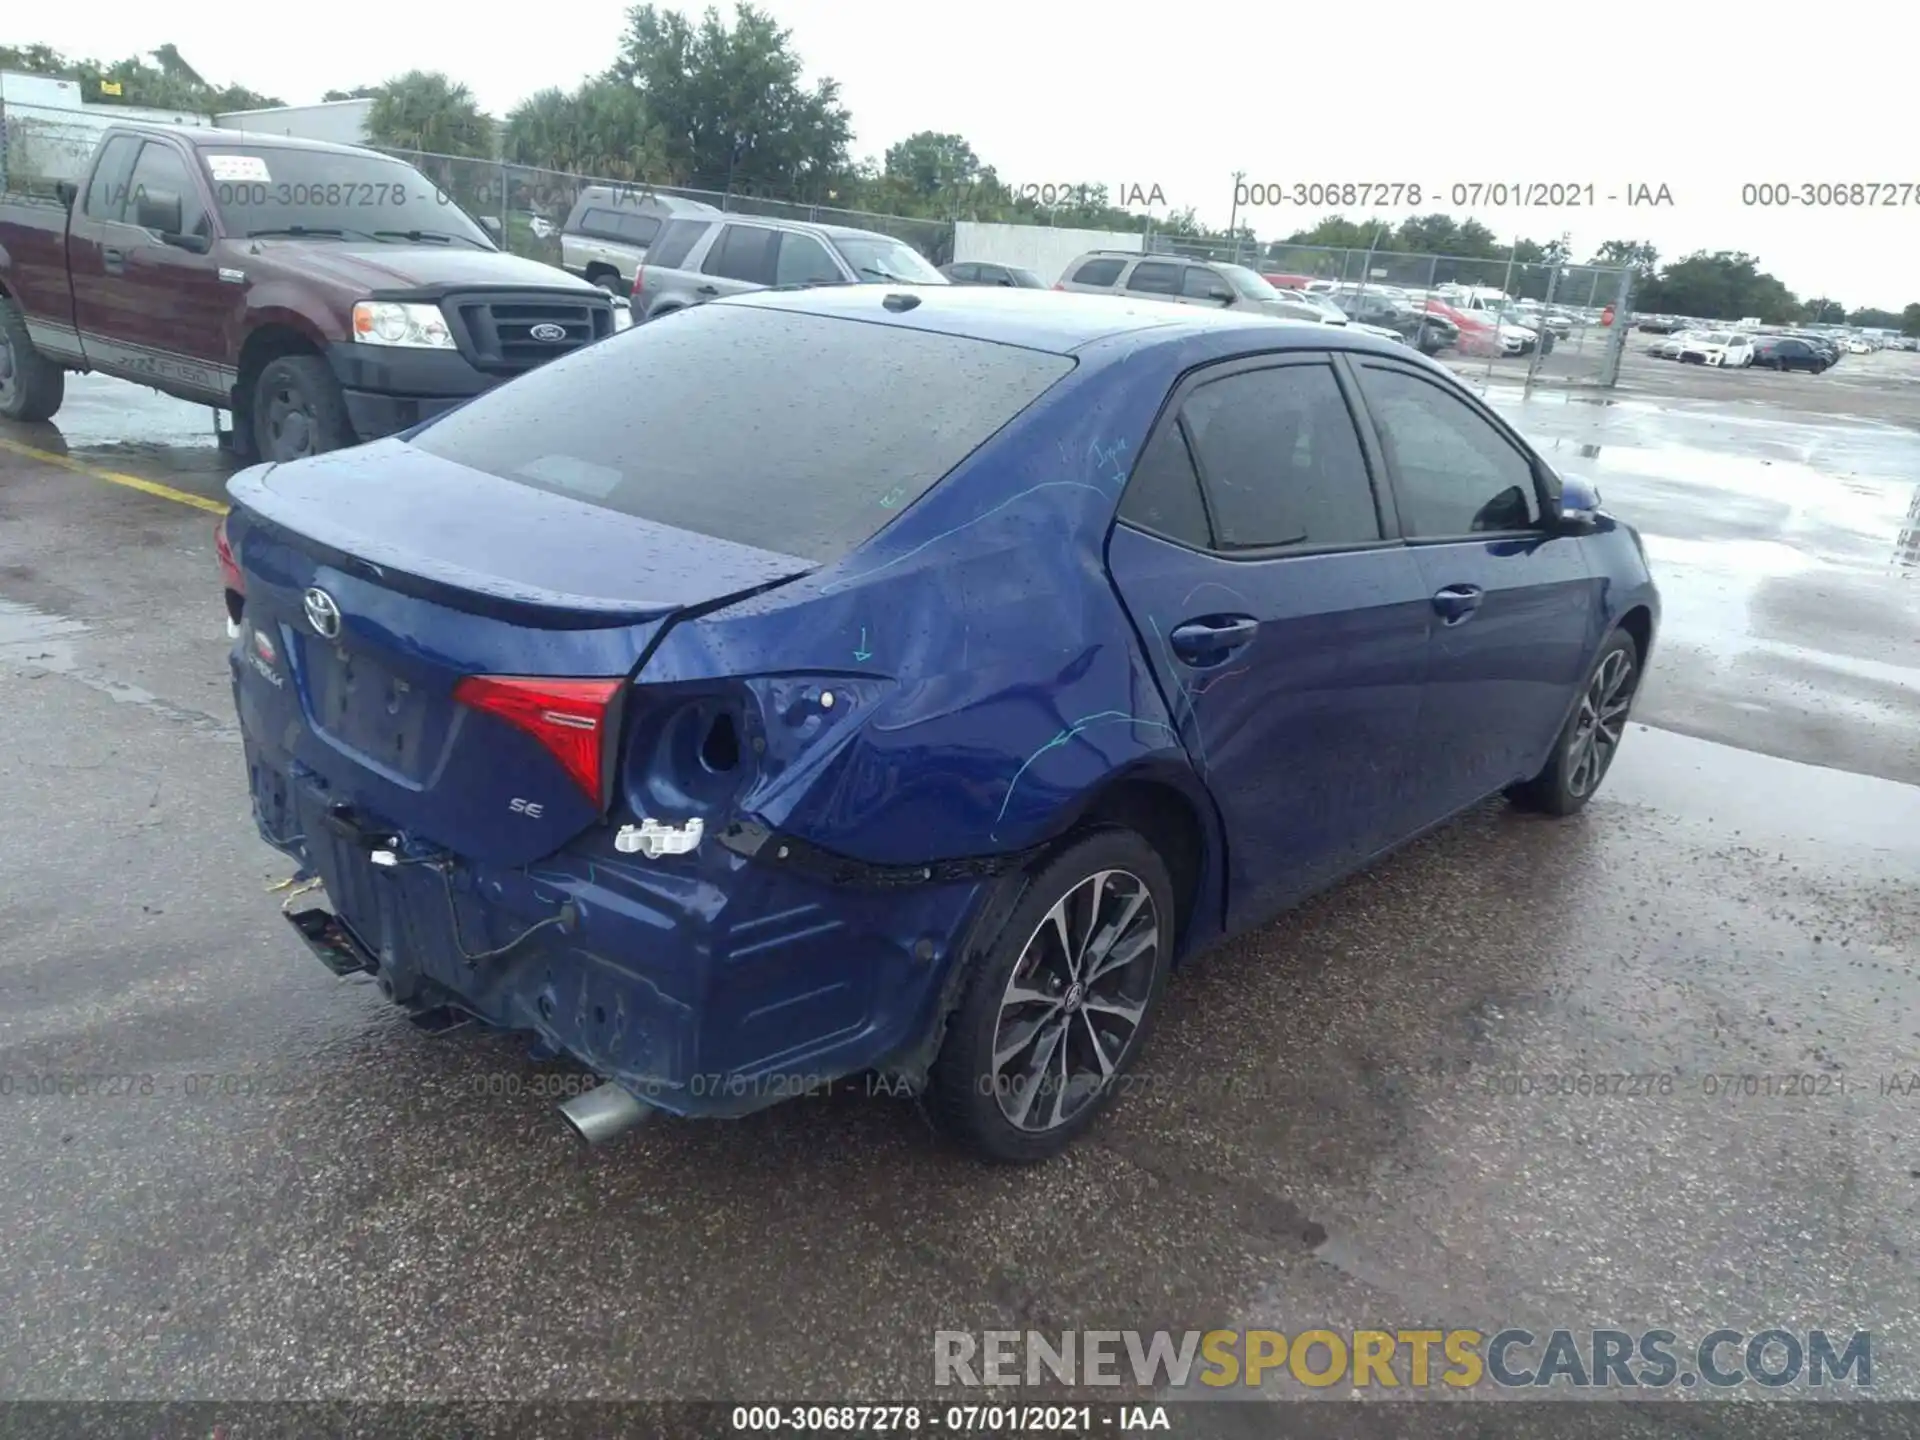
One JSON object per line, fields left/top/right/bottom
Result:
{"left": 408, "top": 304, "right": 1076, "bottom": 563}
{"left": 646, "top": 218, "right": 712, "bottom": 270}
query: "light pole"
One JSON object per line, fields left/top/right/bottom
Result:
{"left": 1227, "top": 170, "right": 1245, "bottom": 263}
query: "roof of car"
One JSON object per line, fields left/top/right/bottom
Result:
{"left": 722, "top": 285, "right": 1418, "bottom": 358}
{"left": 681, "top": 213, "right": 915, "bottom": 242}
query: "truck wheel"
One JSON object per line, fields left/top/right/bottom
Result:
{"left": 252, "top": 355, "right": 354, "bottom": 462}
{"left": 0, "top": 297, "right": 67, "bottom": 423}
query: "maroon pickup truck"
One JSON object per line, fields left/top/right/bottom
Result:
{"left": 0, "top": 122, "right": 616, "bottom": 460}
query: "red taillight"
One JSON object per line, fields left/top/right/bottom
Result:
{"left": 1052, "top": 282, "right": 1064, "bottom": 291}
{"left": 631, "top": 265, "right": 645, "bottom": 298}
{"left": 452, "top": 675, "right": 623, "bottom": 802}
{"left": 214, "top": 516, "right": 243, "bottom": 594}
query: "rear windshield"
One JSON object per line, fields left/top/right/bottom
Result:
{"left": 408, "top": 304, "right": 1075, "bottom": 563}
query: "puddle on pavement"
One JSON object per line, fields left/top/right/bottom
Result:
{"left": 0, "top": 597, "right": 185, "bottom": 715}
{"left": 0, "top": 597, "right": 88, "bottom": 672}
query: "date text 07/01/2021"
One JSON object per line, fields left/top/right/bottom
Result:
{"left": 1232, "top": 181, "right": 1675, "bottom": 209}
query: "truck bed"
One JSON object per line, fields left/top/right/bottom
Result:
{"left": 0, "top": 193, "right": 79, "bottom": 359}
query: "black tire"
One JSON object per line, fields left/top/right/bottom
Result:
{"left": 590, "top": 271, "right": 625, "bottom": 296}
{"left": 1508, "top": 629, "right": 1641, "bottom": 817}
{"left": 926, "top": 827, "right": 1175, "bottom": 1163}
{"left": 0, "top": 295, "right": 67, "bottom": 423}
{"left": 251, "top": 354, "right": 354, "bottom": 462}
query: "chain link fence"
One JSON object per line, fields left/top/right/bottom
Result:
{"left": 1146, "top": 233, "right": 1635, "bottom": 390}
{"left": 0, "top": 104, "right": 116, "bottom": 201}
{"left": 368, "top": 147, "right": 957, "bottom": 268}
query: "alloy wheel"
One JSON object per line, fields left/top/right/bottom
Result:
{"left": 990, "top": 869, "right": 1160, "bottom": 1133}
{"left": 1566, "top": 648, "right": 1637, "bottom": 798}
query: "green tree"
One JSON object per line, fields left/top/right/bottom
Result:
{"left": 1903, "top": 302, "right": 1920, "bottom": 338}
{"left": 609, "top": 3, "right": 852, "bottom": 197}
{"left": 1639, "top": 252, "right": 1799, "bottom": 322}
{"left": 1590, "top": 239, "right": 1659, "bottom": 275}
{"left": 0, "top": 44, "right": 280, "bottom": 112}
{"left": 366, "top": 71, "right": 494, "bottom": 158}
{"left": 504, "top": 79, "right": 671, "bottom": 182}
{"left": 883, "top": 131, "right": 981, "bottom": 198}
{"left": 322, "top": 86, "right": 383, "bottom": 102}
{"left": 1846, "top": 306, "right": 1904, "bottom": 330}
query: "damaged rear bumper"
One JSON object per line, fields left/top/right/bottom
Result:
{"left": 246, "top": 741, "right": 998, "bottom": 1120}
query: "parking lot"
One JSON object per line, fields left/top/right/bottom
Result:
{"left": 2, "top": 344, "right": 1917, "bottom": 1424}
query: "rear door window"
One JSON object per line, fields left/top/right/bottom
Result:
{"left": 1179, "top": 363, "right": 1381, "bottom": 549}
{"left": 1069, "top": 257, "right": 1126, "bottom": 287}
{"left": 1127, "top": 262, "right": 1181, "bottom": 295}
{"left": 703, "top": 225, "right": 780, "bottom": 284}
{"left": 408, "top": 305, "right": 1077, "bottom": 563}
{"left": 645, "top": 219, "right": 713, "bottom": 270}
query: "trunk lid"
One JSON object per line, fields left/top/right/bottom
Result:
{"left": 226, "top": 441, "right": 812, "bottom": 866}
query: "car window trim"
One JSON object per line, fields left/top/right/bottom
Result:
{"left": 706, "top": 221, "right": 784, "bottom": 285}
{"left": 84, "top": 133, "right": 144, "bottom": 222}
{"left": 1339, "top": 354, "right": 1553, "bottom": 544}
{"left": 1124, "top": 259, "right": 1183, "bottom": 295}
{"left": 1112, "top": 350, "right": 1404, "bottom": 562}
{"left": 122, "top": 138, "right": 209, "bottom": 238}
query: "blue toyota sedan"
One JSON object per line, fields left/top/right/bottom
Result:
{"left": 223, "top": 286, "right": 1658, "bottom": 1162}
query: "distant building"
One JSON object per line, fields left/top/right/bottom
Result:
{"left": 2, "top": 69, "right": 214, "bottom": 187}
{"left": 214, "top": 99, "right": 373, "bottom": 146}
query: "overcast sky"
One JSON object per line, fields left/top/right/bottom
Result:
{"left": 22, "top": 0, "right": 1915, "bottom": 308}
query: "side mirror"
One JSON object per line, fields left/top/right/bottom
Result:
{"left": 136, "top": 188, "right": 183, "bottom": 237}
{"left": 1208, "top": 285, "right": 1234, "bottom": 303}
{"left": 55, "top": 180, "right": 78, "bottom": 210}
{"left": 1549, "top": 470, "right": 1603, "bottom": 531}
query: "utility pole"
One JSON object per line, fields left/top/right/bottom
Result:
{"left": 1227, "top": 170, "right": 1245, "bottom": 263}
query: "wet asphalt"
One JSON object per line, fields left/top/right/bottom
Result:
{"left": 1, "top": 353, "right": 1917, "bottom": 1415}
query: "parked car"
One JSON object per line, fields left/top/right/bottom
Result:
{"left": 1646, "top": 332, "right": 1699, "bottom": 359}
{"left": 941, "top": 261, "right": 1047, "bottom": 288}
{"left": 1751, "top": 337, "right": 1832, "bottom": 373}
{"left": 1495, "top": 309, "right": 1555, "bottom": 356}
{"left": 222, "top": 286, "right": 1658, "bottom": 1161}
{"left": 1327, "top": 286, "right": 1456, "bottom": 354}
{"left": 0, "top": 123, "right": 616, "bottom": 458}
{"left": 1637, "top": 316, "right": 1687, "bottom": 335}
{"left": 1058, "top": 252, "right": 1399, "bottom": 338}
{"left": 1677, "top": 331, "right": 1755, "bottom": 367}
{"left": 1417, "top": 298, "right": 1507, "bottom": 358}
{"left": 1264, "top": 288, "right": 1414, "bottom": 346}
{"left": 558, "top": 186, "right": 723, "bottom": 294}
{"left": 630, "top": 215, "right": 946, "bottom": 321}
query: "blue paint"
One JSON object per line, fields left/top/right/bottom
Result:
{"left": 225, "top": 291, "right": 1659, "bottom": 1123}
{"left": 991, "top": 710, "right": 1182, "bottom": 839}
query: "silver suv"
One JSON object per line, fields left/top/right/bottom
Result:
{"left": 1057, "top": 250, "right": 1395, "bottom": 333}
{"left": 559, "top": 187, "right": 723, "bottom": 294}
{"left": 629, "top": 215, "right": 948, "bottom": 322}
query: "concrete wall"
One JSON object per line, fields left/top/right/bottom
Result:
{"left": 951, "top": 221, "right": 1144, "bottom": 286}
{"left": 215, "top": 100, "right": 373, "bottom": 146}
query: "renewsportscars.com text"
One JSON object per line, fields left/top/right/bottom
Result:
{"left": 934, "top": 1328, "right": 1872, "bottom": 1390}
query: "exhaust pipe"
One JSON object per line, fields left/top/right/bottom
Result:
{"left": 558, "top": 1081, "right": 655, "bottom": 1145}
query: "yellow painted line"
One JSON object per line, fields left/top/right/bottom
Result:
{"left": 0, "top": 435, "right": 228, "bottom": 515}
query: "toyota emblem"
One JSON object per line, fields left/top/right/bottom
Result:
{"left": 529, "top": 323, "right": 568, "bottom": 343}
{"left": 303, "top": 587, "right": 342, "bottom": 639}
